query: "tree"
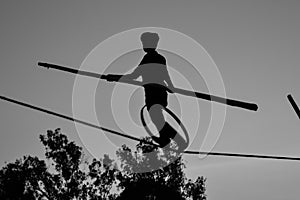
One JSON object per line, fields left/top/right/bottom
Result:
{"left": 0, "top": 128, "right": 206, "bottom": 199}
{"left": 39, "top": 128, "right": 87, "bottom": 199}
{"left": 116, "top": 138, "right": 206, "bottom": 200}
{"left": 38, "top": 128, "right": 118, "bottom": 200}
{"left": 0, "top": 155, "right": 50, "bottom": 200}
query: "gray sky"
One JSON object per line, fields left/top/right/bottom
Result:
{"left": 1, "top": 1, "right": 300, "bottom": 199}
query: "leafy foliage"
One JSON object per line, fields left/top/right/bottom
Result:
{"left": 0, "top": 155, "right": 50, "bottom": 199}
{"left": 0, "top": 128, "right": 206, "bottom": 199}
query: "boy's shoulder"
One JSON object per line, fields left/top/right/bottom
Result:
{"left": 141, "top": 51, "right": 166, "bottom": 64}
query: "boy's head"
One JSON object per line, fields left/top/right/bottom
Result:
{"left": 140, "top": 32, "right": 159, "bottom": 52}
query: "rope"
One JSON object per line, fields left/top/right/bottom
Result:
{"left": 0, "top": 95, "right": 141, "bottom": 143}
{"left": 1, "top": 95, "right": 299, "bottom": 161}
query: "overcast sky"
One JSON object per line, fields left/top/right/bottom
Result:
{"left": 1, "top": 1, "right": 300, "bottom": 199}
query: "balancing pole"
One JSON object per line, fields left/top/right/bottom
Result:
{"left": 287, "top": 94, "right": 300, "bottom": 119}
{"left": 38, "top": 62, "right": 258, "bottom": 111}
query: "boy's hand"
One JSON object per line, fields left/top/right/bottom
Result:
{"left": 167, "top": 86, "right": 175, "bottom": 94}
{"left": 106, "top": 74, "right": 122, "bottom": 82}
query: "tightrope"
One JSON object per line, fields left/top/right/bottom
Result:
{"left": 1, "top": 95, "right": 299, "bottom": 161}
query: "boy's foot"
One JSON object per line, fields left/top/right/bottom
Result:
{"left": 151, "top": 136, "right": 171, "bottom": 148}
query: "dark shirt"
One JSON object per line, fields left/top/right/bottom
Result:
{"left": 128, "top": 50, "right": 172, "bottom": 107}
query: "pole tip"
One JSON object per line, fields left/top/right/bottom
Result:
{"left": 37, "top": 62, "right": 49, "bottom": 69}
{"left": 253, "top": 104, "right": 259, "bottom": 111}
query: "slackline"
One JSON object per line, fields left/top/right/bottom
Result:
{"left": 1, "top": 95, "right": 299, "bottom": 161}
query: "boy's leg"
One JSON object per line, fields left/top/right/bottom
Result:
{"left": 161, "top": 122, "right": 188, "bottom": 151}
{"left": 148, "top": 104, "right": 171, "bottom": 147}
{"left": 148, "top": 104, "right": 187, "bottom": 151}
{"left": 147, "top": 104, "right": 165, "bottom": 131}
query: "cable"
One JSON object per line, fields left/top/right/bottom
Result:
{"left": 0, "top": 95, "right": 141, "bottom": 143}
{"left": 183, "top": 150, "right": 300, "bottom": 161}
{"left": 1, "top": 95, "right": 299, "bottom": 161}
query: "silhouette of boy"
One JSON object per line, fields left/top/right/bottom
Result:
{"left": 123, "top": 32, "right": 186, "bottom": 151}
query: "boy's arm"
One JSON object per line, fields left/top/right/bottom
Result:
{"left": 164, "top": 67, "right": 175, "bottom": 93}
{"left": 123, "top": 56, "right": 146, "bottom": 80}
{"left": 123, "top": 65, "right": 141, "bottom": 80}
{"left": 106, "top": 65, "right": 141, "bottom": 82}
